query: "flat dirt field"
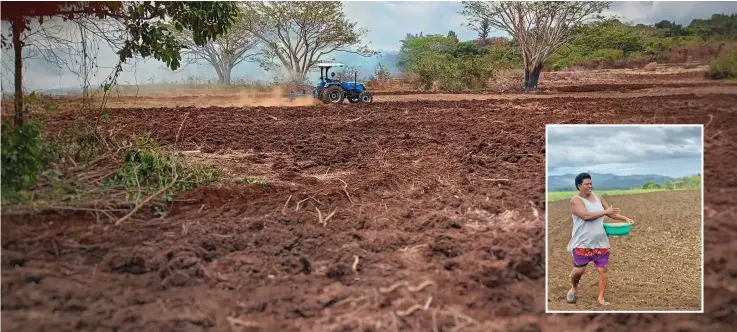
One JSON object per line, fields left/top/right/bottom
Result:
{"left": 2, "top": 71, "right": 737, "bottom": 331}
{"left": 547, "top": 190, "right": 702, "bottom": 312}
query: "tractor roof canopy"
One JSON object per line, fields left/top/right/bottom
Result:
{"left": 317, "top": 63, "right": 344, "bottom": 68}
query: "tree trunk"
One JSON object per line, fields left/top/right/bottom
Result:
{"left": 12, "top": 18, "right": 24, "bottom": 127}
{"left": 524, "top": 64, "right": 542, "bottom": 91}
{"left": 215, "top": 65, "right": 232, "bottom": 86}
{"left": 222, "top": 66, "right": 231, "bottom": 86}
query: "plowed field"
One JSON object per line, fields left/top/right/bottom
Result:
{"left": 547, "top": 190, "right": 702, "bottom": 312}
{"left": 2, "top": 90, "right": 737, "bottom": 331}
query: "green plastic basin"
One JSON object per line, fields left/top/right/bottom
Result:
{"left": 603, "top": 221, "right": 632, "bottom": 236}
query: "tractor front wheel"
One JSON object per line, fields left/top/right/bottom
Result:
{"left": 322, "top": 86, "right": 344, "bottom": 104}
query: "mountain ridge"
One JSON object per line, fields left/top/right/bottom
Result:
{"left": 547, "top": 172, "right": 679, "bottom": 191}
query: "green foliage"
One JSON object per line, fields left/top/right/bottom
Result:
{"left": 638, "top": 175, "right": 701, "bottom": 192}
{"left": 642, "top": 180, "right": 662, "bottom": 189}
{"left": 706, "top": 49, "right": 737, "bottom": 79}
{"left": 1, "top": 121, "right": 48, "bottom": 199}
{"left": 447, "top": 30, "right": 458, "bottom": 42}
{"left": 115, "top": 1, "right": 240, "bottom": 71}
{"left": 549, "top": 19, "right": 648, "bottom": 69}
{"left": 673, "top": 175, "right": 702, "bottom": 190}
{"left": 373, "top": 63, "right": 392, "bottom": 81}
{"left": 103, "top": 135, "right": 222, "bottom": 203}
{"left": 398, "top": 35, "right": 459, "bottom": 71}
{"left": 398, "top": 34, "right": 517, "bottom": 91}
{"left": 548, "top": 14, "right": 737, "bottom": 70}
{"left": 44, "top": 123, "right": 104, "bottom": 166}
{"left": 686, "top": 13, "right": 737, "bottom": 40}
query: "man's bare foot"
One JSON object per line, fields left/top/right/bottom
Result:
{"left": 597, "top": 298, "right": 610, "bottom": 306}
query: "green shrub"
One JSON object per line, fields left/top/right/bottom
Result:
{"left": 706, "top": 50, "right": 737, "bottom": 79}
{"left": 103, "top": 134, "right": 222, "bottom": 203}
{"left": 44, "top": 122, "right": 104, "bottom": 166}
{"left": 641, "top": 180, "right": 662, "bottom": 189}
{"left": 589, "top": 48, "right": 626, "bottom": 62}
{"left": 1, "top": 120, "right": 48, "bottom": 199}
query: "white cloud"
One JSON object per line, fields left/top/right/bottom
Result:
{"left": 547, "top": 125, "right": 703, "bottom": 177}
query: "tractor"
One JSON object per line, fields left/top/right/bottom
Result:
{"left": 287, "top": 63, "right": 373, "bottom": 104}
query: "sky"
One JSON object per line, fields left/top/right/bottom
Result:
{"left": 2, "top": 1, "right": 737, "bottom": 92}
{"left": 546, "top": 125, "right": 703, "bottom": 178}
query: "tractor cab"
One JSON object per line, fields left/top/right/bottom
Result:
{"left": 317, "top": 63, "right": 343, "bottom": 83}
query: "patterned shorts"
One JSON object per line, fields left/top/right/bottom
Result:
{"left": 571, "top": 248, "right": 610, "bottom": 268}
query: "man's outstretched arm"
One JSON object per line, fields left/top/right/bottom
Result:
{"left": 598, "top": 194, "right": 634, "bottom": 223}
{"left": 608, "top": 214, "right": 635, "bottom": 223}
{"left": 570, "top": 197, "right": 618, "bottom": 221}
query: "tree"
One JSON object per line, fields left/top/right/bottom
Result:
{"left": 1, "top": 1, "right": 239, "bottom": 127}
{"left": 654, "top": 20, "right": 676, "bottom": 30}
{"left": 239, "top": 1, "right": 375, "bottom": 81}
{"left": 479, "top": 17, "right": 491, "bottom": 39}
{"left": 397, "top": 35, "right": 459, "bottom": 71}
{"left": 447, "top": 30, "right": 459, "bottom": 42}
{"left": 642, "top": 180, "right": 661, "bottom": 189}
{"left": 172, "top": 5, "right": 260, "bottom": 85}
{"left": 460, "top": 1, "right": 610, "bottom": 90}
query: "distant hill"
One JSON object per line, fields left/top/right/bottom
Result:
{"left": 548, "top": 172, "right": 676, "bottom": 191}
{"left": 333, "top": 50, "right": 401, "bottom": 76}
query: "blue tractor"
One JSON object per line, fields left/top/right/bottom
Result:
{"left": 288, "top": 63, "right": 373, "bottom": 104}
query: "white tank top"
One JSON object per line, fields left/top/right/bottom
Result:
{"left": 566, "top": 192, "right": 610, "bottom": 252}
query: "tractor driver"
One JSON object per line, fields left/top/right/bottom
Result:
{"left": 328, "top": 72, "right": 339, "bottom": 83}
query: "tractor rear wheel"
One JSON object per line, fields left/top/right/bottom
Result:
{"left": 358, "top": 91, "right": 373, "bottom": 103}
{"left": 322, "top": 86, "right": 344, "bottom": 104}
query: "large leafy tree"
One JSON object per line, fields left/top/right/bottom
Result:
{"left": 460, "top": 1, "right": 610, "bottom": 90}
{"left": 240, "top": 1, "right": 376, "bottom": 81}
{"left": 397, "top": 34, "right": 459, "bottom": 72}
{"left": 1, "top": 1, "right": 239, "bottom": 126}
{"left": 172, "top": 4, "right": 260, "bottom": 85}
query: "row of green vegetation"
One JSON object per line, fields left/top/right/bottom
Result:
{"left": 398, "top": 13, "right": 737, "bottom": 91}
{"left": 1, "top": 117, "right": 222, "bottom": 216}
{"left": 547, "top": 175, "right": 702, "bottom": 202}
{"left": 641, "top": 175, "right": 702, "bottom": 190}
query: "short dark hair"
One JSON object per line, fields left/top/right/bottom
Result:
{"left": 575, "top": 172, "right": 591, "bottom": 190}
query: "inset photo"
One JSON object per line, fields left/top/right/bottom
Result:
{"left": 545, "top": 124, "right": 703, "bottom": 313}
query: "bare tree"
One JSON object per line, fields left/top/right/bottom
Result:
{"left": 173, "top": 7, "right": 260, "bottom": 85}
{"left": 240, "top": 1, "right": 376, "bottom": 81}
{"left": 461, "top": 1, "right": 610, "bottom": 90}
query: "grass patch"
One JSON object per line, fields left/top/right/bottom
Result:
{"left": 242, "top": 176, "right": 269, "bottom": 188}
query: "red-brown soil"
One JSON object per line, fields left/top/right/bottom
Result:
{"left": 2, "top": 92, "right": 737, "bottom": 331}
{"left": 548, "top": 190, "right": 702, "bottom": 311}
